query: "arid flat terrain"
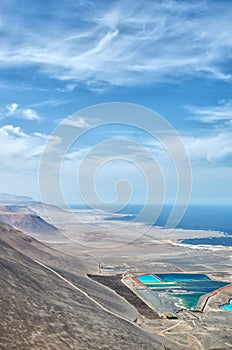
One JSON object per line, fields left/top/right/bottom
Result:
{"left": 0, "top": 201, "right": 232, "bottom": 349}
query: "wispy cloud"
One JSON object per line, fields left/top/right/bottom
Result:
{"left": 0, "top": 1, "right": 231, "bottom": 87}
{"left": 56, "top": 84, "right": 77, "bottom": 93}
{"left": 28, "top": 99, "right": 69, "bottom": 108}
{"left": 186, "top": 100, "right": 232, "bottom": 124}
{"left": 183, "top": 132, "right": 232, "bottom": 163}
{"left": 182, "top": 100, "right": 232, "bottom": 163}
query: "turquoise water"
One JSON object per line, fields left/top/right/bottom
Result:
{"left": 137, "top": 273, "right": 229, "bottom": 311}
{"left": 149, "top": 283, "right": 181, "bottom": 290}
{"left": 137, "top": 274, "right": 160, "bottom": 283}
{"left": 220, "top": 300, "right": 232, "bottom": 310}
{"left": 156, "top": 273, "right": 211, "bottom": 282}
{"left": 180, "top": 280, "right": 228, "bottom": 293}
{"left": 168, "top": 292, "right": 205, "bottom": 310}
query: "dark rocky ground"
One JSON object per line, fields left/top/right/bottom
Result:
{"left": 88, "top": 274, "right": 160, "bottom": 319}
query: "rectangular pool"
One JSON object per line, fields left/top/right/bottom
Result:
{"left": 156, "top": 273, "right": 211, "bottom": 282}
{"left": 137, "top": 274, "right": 161, "bottom": 284}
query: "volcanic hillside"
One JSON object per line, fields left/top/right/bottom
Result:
{"left": 0, "top": 221, "right": 164, "bottom": 350}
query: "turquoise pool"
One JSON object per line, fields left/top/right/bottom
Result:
{"left": 168, "top": 292, "right": 205, "bottom": 310}
{"left": 137, "top": 274, "right": 160, "bottom": 283}
{"left": 156, "top": 273, "right": 211, "bottom": 282}
{"left": 220, "top": 300, "right": 232, "bottom": 310}
{"left": 149, "top": 283, "right": 181, "bottom": 290}
{"left": 180, "top": 280, "right": 228, "bottom": 293}
{"left": 137, "top": 273, "right": 229, "bottom": 311}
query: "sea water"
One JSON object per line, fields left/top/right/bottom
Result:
{"left": 70, "top": 204, "right": 232, "bottom": 246}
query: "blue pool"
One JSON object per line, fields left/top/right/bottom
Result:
{"left": 137, "top": 274, "right": 161, "bottom": 283}
{"left": 168, "top": 292, "right": 205, "bottom": 310}
{"left": 220, "top": 300, "right": 232, "bottom": 310}
{"left": 136, "top": 273, "right": 229, "bottom": 311}
{"left": 156, "top": 273, "right": 211, "bottom": 282}
{"left": 179, "top": 280, "right": 228, "bottom": 293}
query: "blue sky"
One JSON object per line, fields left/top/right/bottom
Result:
{"left": 0, "top": 0, "right": 231, "bottom": 205}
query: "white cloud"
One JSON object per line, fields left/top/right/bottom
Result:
{"left": 0, "top": 124, "right": 27, "bottom": 138}
{"left": 0, "top": 125, "right": 46, "bottom": 162}
{"left": 22, "top": 108, "right": 40, "bottom": 121}
{"left": 0, "top": 103, "right": 41, "bottom": 121}
{"left": 0, "top": 124, "right": 49, "bottom": 198}
{"left": 6, "top": 102, "right": 19, "bottom": 115}
{"left": 63, "top": 116, "right": 90, "bottom": 128}
{"left": 0, "top": 1, "right": 231, "bottom": 87}
{"left": 183, "top": 132, "right": 232, "bottom": 163}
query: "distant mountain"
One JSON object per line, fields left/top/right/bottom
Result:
{"left": 0, "top": 206, "right": 69, "bottom": 242}
{"left": 0, "top": 193, "right": 34, "bottom": 204}
{"left": 0, "top": 212, "right": 57, "bottom": 232}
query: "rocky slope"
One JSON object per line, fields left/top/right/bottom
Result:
{"left": 0, "top": 221, "right": 165, "bottom": 350}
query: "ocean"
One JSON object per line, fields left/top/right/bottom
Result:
{"left": 70, "top": 204, "right": 232, "bottom": 246}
